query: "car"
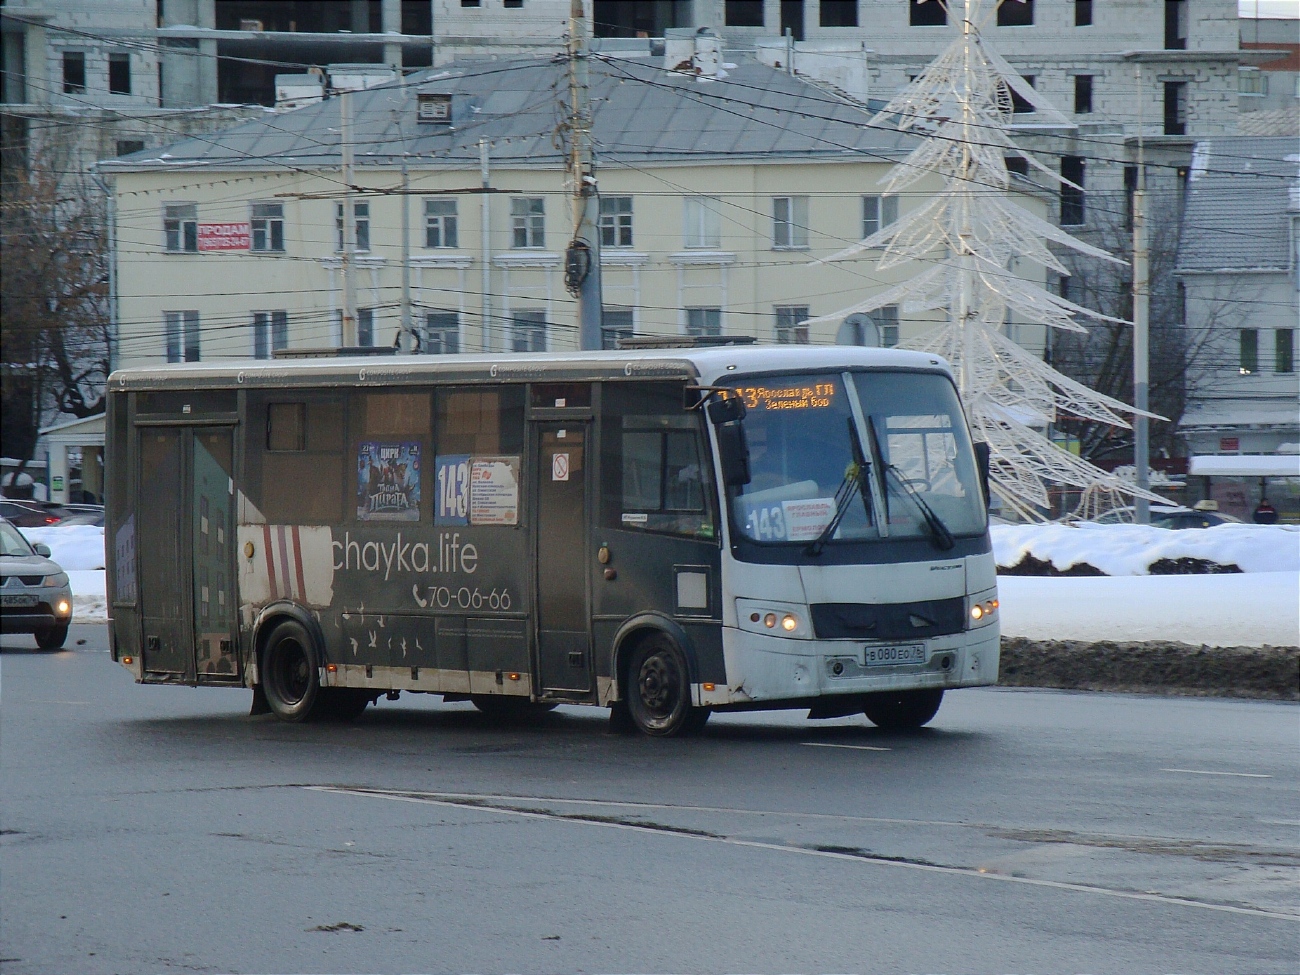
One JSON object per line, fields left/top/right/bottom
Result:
{"left": 1087, "top": 505, "right": 1241, "bottom": 529}
{"left": 0, "top": 499, "right": 104, "bottom": 528}
{"left": 0, "top": 517, "right": 74, "bottom": 649}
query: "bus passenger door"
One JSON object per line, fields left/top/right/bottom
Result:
{"left": 139, "top": 429, "right": 187, "bottom": 674}
{"left": 191, "top": 430, "right": 238, "bottom": 680}
{"left": 534, "top": 423, "right": 592, "bottom": 695}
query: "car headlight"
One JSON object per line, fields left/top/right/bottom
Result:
{"left": 735, "top": 598, "right": 813, "bottom": 639}
{"left": 42, "top": 572, "right": 69, "bottom": 588}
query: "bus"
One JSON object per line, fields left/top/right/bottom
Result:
{"left": 104, "top": 345, "right": 999, "bottom": 736}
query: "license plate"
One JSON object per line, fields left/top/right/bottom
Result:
{"left": 864, "top": 643, "right": 926, "bottom": 667}
{"left": 1, "top": 593, "right": 39, "bottom": 608}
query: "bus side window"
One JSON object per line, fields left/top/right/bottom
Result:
{"left": 252, "top": 395, "right": 347, "bottom": 524}
{"left": 353, "top": 392, "right": 431, "bottom": 523}
{"left": 433, "top": 386, "right": 525, "bottom": 527}
{"left": 600, "top": 382, "right": 715, "bottom": 539}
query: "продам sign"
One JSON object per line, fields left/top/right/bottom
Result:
{"left": 197, "top": 223, "right": 251, "bottom": 250}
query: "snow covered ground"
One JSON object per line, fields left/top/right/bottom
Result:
{"left": 16, "top": 524, "right": 1300, "bottom": 647}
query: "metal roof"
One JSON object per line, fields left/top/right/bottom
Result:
{"left": 1176, "top": 136, "right": 1300, "bottom": 274}
{"left": 101, "top": 53, "right": 914, "bottom": 174}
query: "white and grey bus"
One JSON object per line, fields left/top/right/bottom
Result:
{"left": 105, "top": 345, "right": 999, "bottom": 736}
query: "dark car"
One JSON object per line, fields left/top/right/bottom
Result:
{"left": 0, "top": 500, "right": 103, "bottom": 528}
{"left": 0, "top": 518, "right": 74, "bottom": 649}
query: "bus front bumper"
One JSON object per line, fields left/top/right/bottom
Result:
{"left": 698, "top": 625, "right": 1000, "bottom": 708}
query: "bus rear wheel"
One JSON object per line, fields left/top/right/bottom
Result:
{"left": 261, "top": 620, "right": 321, "bottom": 722}
{"left": 863, "top": 689, "right": 944, "bottom": 730}
{"left": 627, "top": 635, "right": 703, "bottom": 737}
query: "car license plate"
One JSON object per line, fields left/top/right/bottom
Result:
{"left": 1, "top": 593, "right": 39, "bottom": 608}
{"left": 864, "top": 643, "right": 926, "bottom": 667}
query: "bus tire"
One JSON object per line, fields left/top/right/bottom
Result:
{"left": 261, "top": 620, "right": 322, "bottom": 722}
{"left": 36, "top": 624, "right": 69, "bottom": 651}
{"left": 626, "top": 634, "right": 700, "bottom": 737}
{"left": 863, "top": 688, "right": 944, "bottom": 730}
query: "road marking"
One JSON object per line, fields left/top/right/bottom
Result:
{"left": 1162, "top": 768, "right": 1272, "bottom": 779}
{"left": 309, "top": 787, "right": 1299, "bottom": 923}
{"left": 802, "top": 742, "right": 892, "bottom": 752}
{"left": 1260, "top": 819, "right": 1300, "bottom": 827}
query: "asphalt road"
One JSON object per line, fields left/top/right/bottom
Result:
{"left": 2, "top": 624, "right": 1297, "bottom": 975}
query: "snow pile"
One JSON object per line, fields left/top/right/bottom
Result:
{"left": 21, "top": 524, "right": 107, "bottom": 571}
{"left": 997, "top": 572, "right": 1299, "bottom": 648}
{"left": 992, "top": 523, "right": 1298, "bottom": 575}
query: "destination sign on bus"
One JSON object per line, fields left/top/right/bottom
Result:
{"left": 734, "top": 383, "right": 836, "bottom": 411}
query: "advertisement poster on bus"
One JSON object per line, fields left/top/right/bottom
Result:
{"left": 197, "top": 223, "right": 251, "bottom": 250}
{"left": 469, "top": 456, "right": 520, "bottom": 526}
{"left": 357, "top": 442, "right": 421, "bottom": 521}
{"left": 434, "top": 453, "right": 470, "bottom": 525}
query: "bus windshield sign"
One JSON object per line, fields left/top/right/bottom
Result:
{"left": 734, "top": 383, "right": 835, "bottom": 412}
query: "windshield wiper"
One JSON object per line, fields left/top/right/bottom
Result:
{"left": 868, "top": 416, "right": 956, "bottom": 551}
{"left": 807, "top": 419, "right": 872, "bottom": 556}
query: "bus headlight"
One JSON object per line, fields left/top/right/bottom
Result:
{"left": 736, "top": 598, "right": 812, "bottom": 639}
{"left": 967, "top": 590, "right": 999, "bottom": 629}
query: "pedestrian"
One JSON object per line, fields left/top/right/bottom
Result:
{"left": 1253, "top": 497, "right": 1278, "bottom": 524}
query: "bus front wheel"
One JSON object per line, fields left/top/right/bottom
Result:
{"left": 261, "top": 620, "right": 321, "bottom": 722}
{"left": 863, "top": 689, "right": 943, "bottom": 730}
{"left": 626, "top": 635, "right": 704, "bottom": 737}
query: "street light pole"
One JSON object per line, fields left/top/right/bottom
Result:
{"left": 567, "top": 0, "right": 603, "bottom": 351}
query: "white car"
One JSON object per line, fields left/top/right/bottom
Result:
{"left": 0, "top": 518, "right": 74, "bottom": 649}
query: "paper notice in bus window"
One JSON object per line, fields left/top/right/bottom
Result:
{"left": 469, "top": 455, "right": 520, "bottom": 526}
{"left": 780, "top": 498, "right": 836, "bottom": 541}
{"left": 357, "top": 441, "right": 421, "bottom": 521}
{"left": 435, "top": 454, "right": 470, "bottom": 525}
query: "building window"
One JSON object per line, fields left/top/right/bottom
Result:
{"left": 725, "top": 0, "right": 764, "bottom": 26}
{"left": 108, "top": 53, "right": 131, "bottom": 95}
{"left": 686, "top": 307, "right": 722, "bottom": 337}
{"left": 1239, "top": 329, "right": 1258, "bottom": 375}
{"left": 1163, "top": 82, "right": 1187, "bottom": 136}
{"left": 1075, "top": 0, "right": 1092, "bottom": 26}
{"left": 424, "top": 199, "right": 459, "bottom": 248}
{"left": 1074, "top": 75, "right": 1093, "bottom": 114}
{"left": 336, "top": 201, "right": 370, "bottom": 251}
{"left": 251, "top": 203, "right": 284, "bottom": 252}
{"left": 253, "top": 311, "right": 289, "bottom": 359}
{"left": 116, "top": 139, "right": 144, "bottom": 156}
{"left": 165, "top": 311, "right": 200, "bottom": 362}
{"left": 862, "top": 195, "right": 898, "bottom": 238}
{"left": 164, "top": 203, "right": 198, "bottom": 252}
{"left": 1006, "top": 156, "right": 1030, "bottom": 178}
{"left": 511, "top": 197, "right": 545, "bottom": 248}
{"left": 820, "top": 0, "right": 858, "bottom": 28}
{"left": 772, "top": 196, "right": 809, "bottom": 249}
{"left": 1277, "top": 329, "right": 1295, "bottom": 374}
{"left": 1240, "top": 68, "right": 1268, "bottom": 97}
{"left": 357, "top": 307, "right": 375, "bottom": 347}
{"left": 775, "top": 306, "right": 810, "bottom": 344}
{"left": 1060, "top": 156, "right": 1085, "bottom": 226}
{"left": 511, "top": 310, "right": 547, "bottom": 351}
{"left": 599, "top": 196, "right": 633, "bottom": 248}
{"left": 62, "top": 52, "right": 85, "bottom": 94}
{"left": 997, "top": 0, "right": 1033, "bottom": 26}
{"left": 909, "top": 0, "right": 946, "bottom": 26}
{"left": 425, "top": 311, "right": 459, "bottom": 354}
{"left": 1164, "top": 0, "right": 1187, "bottom": 50}
{"left": 602, "top": 306, "right": 635, "bottom": 349}
{"left": 875, "top": 305, "right": 900, "bottom": 347}
{"left": 504, "top": 0, "right": 523, "bottom": 7}
{"left": 1008, "top": 75, "right": 1036, "bottom": 114}
{"left": 461, "top": 0, "right": 480, "bottom": 6}
{"left": 683, "top": 197, "right": 722, "bottom": 249}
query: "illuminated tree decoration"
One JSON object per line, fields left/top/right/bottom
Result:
{"left": 805, "top": 0, "right": 1163, "bottom": 521}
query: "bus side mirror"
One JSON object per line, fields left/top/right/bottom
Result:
{"left": 706, "top": 396, "right": 745, "bottom": 424}
{"left": 706, "top": 397, "right": 750, "bottom": 487}
{"left": 973, "top": 441, "right": 991, "bottom": 509}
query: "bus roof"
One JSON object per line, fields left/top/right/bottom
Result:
{"left": 108, "top": 346, "right": 952, "bottom": 392}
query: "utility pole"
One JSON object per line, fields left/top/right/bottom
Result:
{"left": 340, "top": 89, "right": 359, "bottom": 347}
{"left": 481, "top": 138, "right": 492, "bottom": 352}
{"left": 566, "top": 0, "right": 603, "bottom": 351}
{"left": 1133, "top": 66, "right": 1151, "bottom": 524}
{"left": 400, "top": 145, "right": 412, "bottom": 352}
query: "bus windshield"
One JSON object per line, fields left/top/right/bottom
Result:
{"left": 727, "top": 371, "right": 986, "bottom": 546}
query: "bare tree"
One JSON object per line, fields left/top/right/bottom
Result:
{"left": 0, "top": 121, "right": 111, "bottom": 483}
